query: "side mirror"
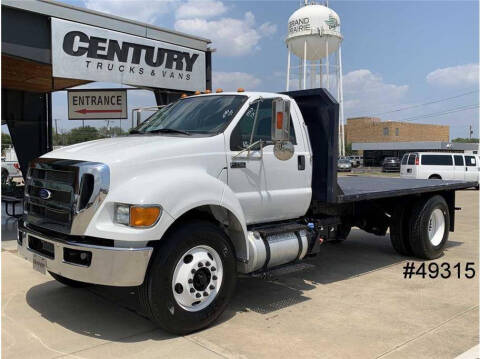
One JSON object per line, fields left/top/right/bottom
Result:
{"left": 271, "top": 98, "right": 291, "bottom": 142}
{"left": 271, "top": 98, "right": 294, "bottom": 161}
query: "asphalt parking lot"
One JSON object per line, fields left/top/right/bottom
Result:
{"left": 2, "top": 190, "right": 478, "bottom": 359}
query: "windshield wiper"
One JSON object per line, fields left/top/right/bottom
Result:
{"left": 147, "top": 128, "right": 192, "bottom": 136}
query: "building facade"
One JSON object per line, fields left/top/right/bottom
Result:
{"left": 345, "top": 117, "right": 449, "bottom": 145}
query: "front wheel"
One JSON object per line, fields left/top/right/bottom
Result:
{"left": 139, "top": 220, "right": 237, "bottom": 335}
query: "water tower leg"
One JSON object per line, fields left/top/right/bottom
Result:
{"left": 286, "top": 47, "right": 291, "bottom": 91}
{"left": 337, "top": 56, "right": 342, "bottom": 156}
{"left": 319, "top": 58, "right": 323, "bottom": 88}
{"left": 326, "top": 40, "right": 329, "bottom": 89}
{"left": 303, "top": 39, "right": 307, "bottom": 90}
{"left": 338, "top": 46, "right": 345, "bottom": 157}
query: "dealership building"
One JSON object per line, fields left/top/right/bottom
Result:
{"left": 2, "top": 0, "right": 212, "bottom": 177}
{"left": 345, "top": 117, "right": 450, "bottom": 145}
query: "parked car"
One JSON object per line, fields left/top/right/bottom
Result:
{"left": 400, "top": 152, "right": 479, "bottom": 188}
{"left": 348, "top": 155, "right": 363, "bottom": 167}
{"left": 18, "top": 90, "right": 474, "bottom": 335}
{"left": 337, "top": 158, "right": 352, "bottom": 172}
{"left": 382, "top": 157, "right": 400, "bottom": 172}
{"left": 1, "top": 157, "right": 22, "bottom": 183}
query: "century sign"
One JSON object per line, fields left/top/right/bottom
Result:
{"left": 52, "top": 18, "right": 206, "bottom": 92}
{"left": 68, "top": 90, "right": 127, "bottom": 120}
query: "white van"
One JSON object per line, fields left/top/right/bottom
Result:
{"left": 400, "top": 152, "right": 479, "bottom": 186}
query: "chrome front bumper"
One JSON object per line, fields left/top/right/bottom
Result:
{"left": 17, "top": 224, "right": 153, "bottom": 287}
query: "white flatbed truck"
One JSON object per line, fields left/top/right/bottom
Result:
{"left": 18, "top": 88, "right": 475, "bottom": 334}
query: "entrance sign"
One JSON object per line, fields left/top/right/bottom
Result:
{"left": 68, "top": 90, "right": 127, "bottom": 120}
{"left": 52, "top": 18, "right": 206, "bottom": 92}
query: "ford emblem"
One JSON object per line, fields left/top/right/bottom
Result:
{"left": 38, "top": 188, "right": 52, "bottom": 200}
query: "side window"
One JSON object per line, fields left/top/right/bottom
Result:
{"left": 401, "top": 154, "right": 408, "bottom": 165}
{"left": 407, "top": 154, "right": 416, "bottom": 165}
{"left": 465, "top": 156, "right": 477, "bottom": 167}
{"left": 383, "top": 127, "right": 389, "bottom": 136}
{"left": 230, "top": 99, "right": 296, "bottom": 150}
{"left": 421, "top": 155, "right": 453, "bottom": 166}
{"left": 454, "top": 155, "right": 464, "bottom": 166}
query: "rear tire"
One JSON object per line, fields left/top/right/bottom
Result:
{"left": 390, "top": 205, "right": 413, "bottom": 256}
{"left": 49, "top": 272, "right": 89, "bottom": 288}
{"left": 139, "top": 220, "right": 237, "bottom": 335}
{"left": 408, "top": 195, "right": 450, "bottom": 259}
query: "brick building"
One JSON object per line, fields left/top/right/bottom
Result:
{"left": 345, "top": 117, "right": 449, "bottom": 145}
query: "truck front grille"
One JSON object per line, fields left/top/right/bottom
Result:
{"left": 24, "top": 159, "right": 110, "bottom": 235}
{"left": 25, "top": 167, "right": 76, "bottom": 232}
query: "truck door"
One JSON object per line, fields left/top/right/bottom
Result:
{"left": 226, "top": 98, "right": 311, "bottom": 224}
{"left": 453, "top": 155, "right": 465, "bottom": 180}
{"left": 464, "top": 155, "right": 478, "bottom": 182}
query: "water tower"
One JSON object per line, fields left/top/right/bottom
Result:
{"left": 285, "top": 1, "right": 345, "bottom": 156}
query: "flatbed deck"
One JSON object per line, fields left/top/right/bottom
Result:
{"left": 337, "top": 176, "right": 476, "bottom": 203}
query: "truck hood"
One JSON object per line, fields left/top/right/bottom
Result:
{"left": 43, "top": 134, "right": 225, "bottom": 167}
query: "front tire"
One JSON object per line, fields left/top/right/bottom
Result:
{"left": 139, "top": 220, "right": 237, "bottom": 335}
{"left": 408, "top": 195, "right": 450, "bottom": 259}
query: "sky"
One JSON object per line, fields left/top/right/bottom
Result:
{"left": 44, "top": 0, "right": 479, "bottom": 139}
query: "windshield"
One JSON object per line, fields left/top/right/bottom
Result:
{"left": 339, "top": 159, "right": 350, "bottom": 164}
{"left": 133, "top": 95, "right": 247, "bottom": 135}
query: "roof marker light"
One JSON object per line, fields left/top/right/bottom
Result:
{"left": 216, "top": 88, "right": 223, "bottom": 93}
{"left": 237, "top": 88, "right": 245, "bottom": 92}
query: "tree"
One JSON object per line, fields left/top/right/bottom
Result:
{"left": 345, "top": 143, "right": 356, "bottom": 156}
{"left": 1, "top": 132, "right": 12, "bottom": 156}
{"left": 67, "top": 126, "right": 100, "bottom": 144}
{"left": 98, "top": 126, "right": 127, "bottom": 138}
{"left": 452, "top": 137, "right": 479, "bottom": 143}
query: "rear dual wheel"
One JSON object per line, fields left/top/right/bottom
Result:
{"left": 390, "top": 195, "right": 449, "bottom": 259}
{"left": 139, "top": 220, "right": 237, "bottom": 335}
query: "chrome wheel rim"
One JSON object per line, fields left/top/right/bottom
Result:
{"left": 428, "top": 208, "right": 445, "bottom": 246}
{"left": 171, "top": 245, "right": 223, "bottom": 312}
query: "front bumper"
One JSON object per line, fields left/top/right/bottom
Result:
{"left": 17, "top": 223, "right": 153, "bottom": 286}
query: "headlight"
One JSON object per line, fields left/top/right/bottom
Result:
{"left": 115, "top": 204, "right": 130, "bottom": 225}
{"left": 114, "top": 204, "right": 162, "bottom": 228}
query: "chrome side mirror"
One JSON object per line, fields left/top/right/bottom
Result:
{"left": 271, "top": 98, "right": 294, "bottom": 161}
{"left": 271, "top": 98, "right": 291, "bottom": 142}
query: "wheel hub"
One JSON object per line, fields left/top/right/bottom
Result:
{"left": 193, "top": 267, "right": 211, "bottom": 291}
{"left": 171, "top": 245, "right": 223, "bottom": 312}
{"left": 428, "top": 208, "right": 445, "bottom": 246}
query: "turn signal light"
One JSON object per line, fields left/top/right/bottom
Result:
{"left": 130, "top": 206, "right": 161, "bottom": 227}
{"left": 237, "top": 88, "right": 245, "bottom": 92}
{"left": 216, "top": 88, "right": 223, "bottom": 93}
{"left": 194, "top": 90, "right": 201, "bottom": 95}
{"left": 276, "top": 112, "right": 284, "bottom": 129}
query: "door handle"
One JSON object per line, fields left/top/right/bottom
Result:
{"left": 230, "top": 161, "right": 246, "bottom": 169}
{"left": 298, "top": 155, "right": 305, "bottom": 171}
